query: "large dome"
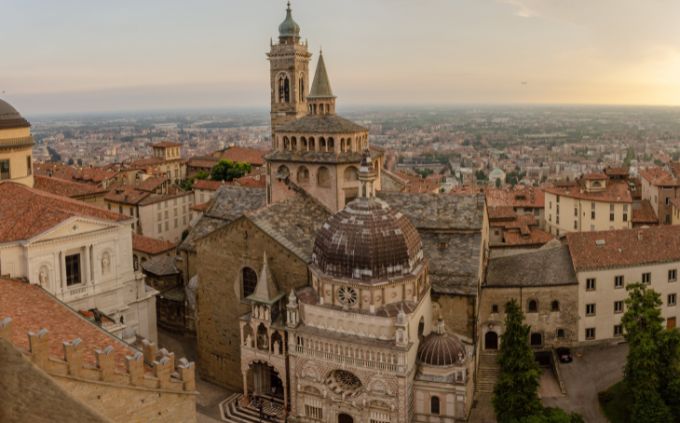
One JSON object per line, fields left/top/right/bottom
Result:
{"left": 0, "top": 99, "right": 30, "bottom": 130}
{"left": 312, "top": 197, "right": 423, "bottom": 281}
{"left": 417, "top": 321, "right": 466, "bottom": 367}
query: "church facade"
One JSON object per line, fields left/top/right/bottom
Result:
{"left": 194, "top": 4, "right": 484, "bottom": 422}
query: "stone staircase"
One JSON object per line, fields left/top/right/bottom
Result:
{"left": 220, "top": 393, "right": 285, "bottom": 423}
{"left": 476, "top": 352, "right": 500, "bottom": 394}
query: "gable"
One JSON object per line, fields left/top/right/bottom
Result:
{"left": 29, "top": 217, "right": 120, "bottom": 243}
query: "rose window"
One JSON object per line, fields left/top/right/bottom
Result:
{"left": 325, "top": 369, "right": 362, "bottom": 397}
{"left": 337, "top": 286, "right": 358, "bottom": 306}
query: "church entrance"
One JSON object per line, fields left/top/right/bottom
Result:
{"left": 338, "top": 413, "right": 354, "bottom": 423}
{"left": 246, "top": 362, "right": 284, "bottom": 400}
{"left": 485, "top": 331, "right": 498, "bottom": 350}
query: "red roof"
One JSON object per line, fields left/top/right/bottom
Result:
{"left": 33, "top": 175, "right": 107, "bottom": 198}
{"left": 132, "top": 234, "right": 176, "bottom": 255}
{"left": 640, "top": 167, "right": 680, "bottom": 187}
{"left": 0, "top": 278, "right": 138, "bottom": 370}
{"left": 503, "top": 228, "right": 554, "bottom": 246}
{"left": 193, "top": 179, "right": 224, "bottom": 191}
{"left": 632, "top": 200, "right": 658, "bottom": 224}
{"left": 485, "top": 187, "right": 545, "bottom": 209}
{"left": 544, "top": 179, "right": 632, "bottom": 203}
{"left": 136, "top": 177, "right": 168, "bottom": 193}
{"left": 0, "top": 182, "right": 128, "bottom": 243}
{"left": 214, "top": 147, "right": 267, "bottom": 166}
{"left": 234, "top": 175, "right": 266, "bottom": 189}
{"left": 583, "top": 172, "right": 608, "bottom": 180}
{"left": 567, "top": 226, "right": 680, "bottom": 271}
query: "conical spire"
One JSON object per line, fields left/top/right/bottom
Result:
{"left": 308, "top": 50, "right": 334, "bottom": 98}
{"left": 247, "top": 252, "right": 282, "bottom": 304}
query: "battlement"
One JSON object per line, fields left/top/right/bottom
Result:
{"left": 0, "top": 316, "right": 196, "bottom": 394}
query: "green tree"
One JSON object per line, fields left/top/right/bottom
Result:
{"left": 622, "top": 283, "right": 673, "bottom": 423}
{"left": 210, "top": 160, "right": 251, "bottom": 181}
{"left": 493, "top": 300, "right": 543, "bottom": 422}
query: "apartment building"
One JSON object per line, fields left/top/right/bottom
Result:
{"left": 544, "top": 173, "right": 632, "bottom": 236}
{"left": 567, "top": 226, "right": 680, "bottom": 343}
{"left": 640, "top": 167, "right": 680, "bottom": 225}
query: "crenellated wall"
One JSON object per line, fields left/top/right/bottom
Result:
{"left": 0, "top": 317, "right": 197, "bottom": 423}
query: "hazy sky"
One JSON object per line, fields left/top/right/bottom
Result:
{"left": 2, "top": 0, "right": 680, "bottom": 114}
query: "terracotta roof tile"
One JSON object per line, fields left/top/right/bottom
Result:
{"left": 485, "top": 187, "right": 545, "bottom": 208}
{"left": 33, "top": 175, "right": 107, "bottom": 198}
{"left": 152, "top": 141, "right": 181, "bottom": 148}
{"left": 567, "top": 226, "right": 680, "bottom": 271}
{"left": 640, "top": 167, "right": 680, "bottom": 187}
{"left": 214, "top": 146, "right": 268, "bottom": 166}
{"left": 0, "top": 182, "right": 128, "bottom": 242}
{"left": 193, "top": 179, "right": 224, "bottom": 191}
{"left": 132, "top": 234, "right": 176, "bottom": 255}
{"left": 0, "top": 279, "right": 139, "bottom": 370}
{"left": 544, "top": 179, "right": 632, "bottom": 203}
{"left": 632, "top": 200, "right": 658, "bottom": 224}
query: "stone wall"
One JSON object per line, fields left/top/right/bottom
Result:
{"left": 196, "top": 217, "right": 310, "bottom": 389}
{"left": 432, "top": 294, "right": 476, "bottom": 339}
{"left": 478, "top": 284, "right": 579, "bottom": 351}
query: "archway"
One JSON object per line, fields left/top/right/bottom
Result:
{"left": 246, "top": 362, "right": 284, "bottom": 400}
{"left": 338, "top": 413, "right": 354, "bottom": 423}
{"left": 485, "top": 331, "right": 498, "bottom": 350}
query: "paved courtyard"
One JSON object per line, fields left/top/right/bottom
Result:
{"left": 544, "top": 342, "right": 628, "bottom": 423}
{"left": 157, "top": 328, "right": 234, "bottom": 423}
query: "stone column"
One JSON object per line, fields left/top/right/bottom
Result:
{"left": 243, "top": 370, "right": 249, "bottom": 399}
{"left": 59, "top": 251, "right": 66, "bottom": 293}
{"left": 83, "top": 245, "right": 90, "bottom": 285}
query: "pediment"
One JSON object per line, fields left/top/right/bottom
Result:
{"left": 30, "top": 217, "right": 119, "bottom": 243}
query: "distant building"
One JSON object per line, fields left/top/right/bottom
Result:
{"left": 127, "top": 141, "right": 186, "bottom": 184}
{"left": 544, "top": 172, "right": 632, "bottom": 236}
{"left": 640, "top": 166, "right": 680, "bottom": 225}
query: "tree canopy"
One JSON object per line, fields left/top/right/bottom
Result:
{"left": 210, "top": 160, "right": 251, "bottom": 182}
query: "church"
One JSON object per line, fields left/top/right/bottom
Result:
{"left": 194, "top": 3, "right": 486, "bottom": 422}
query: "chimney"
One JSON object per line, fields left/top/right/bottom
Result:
{"left": 28, "top": 328, "right": 49, "bottom": 367}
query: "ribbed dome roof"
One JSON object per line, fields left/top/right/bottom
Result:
{"left": 278, "top": 2, "right": 300, "bottom": 39}
{"left": 312, "top": 197, "right": 423, "bottom": 281}
{"left": 417, "top": 321, "right": 466, "bottom": 366}
{"left": 0, "top": 99, "right": 30, "bottom": 129}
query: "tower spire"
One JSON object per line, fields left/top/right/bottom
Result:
{"left": 308, "top": 50, "right": 334, "bottom": 99}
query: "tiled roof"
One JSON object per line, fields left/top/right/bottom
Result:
{"left": 544, "top": 179, "right": 632, "bottom": 203}
{"left": 486, "top": 244, "right": 577, "bottom": 287}
{"left": 0, "top": 278, "right": 139, "bottom": 370}
{"left": 234, "top": 174, "right": 266, "bottom": 188}
{"left": 248, "top": 192, "right": 331, "bottom": 262}
{"left": 379, "top": 192, "right": 484, "bottom": 230}
{"left": 136, "top": 177, "right": 167, "bottom": 193}
{"left": 191, "top": 202, "right": 211, "bottom": 212}
{"left": 567, "top": 226, "right": 680, "bottom": 271}
{"left": 132, "top": 234, "right": 176, "bottom": 255}
{"left": 187, "top": 157, "right": 218, "bottom": 169}
{"left": 0, "top": 182, "right": 127, "bottom": 243}
{"left": 487, "top": 206, "right": 517, "bottom": 221}
{"left": 104, "top": 186, "right": 150, "bottom": 205}
{"left": 214, "top": 146, "right": 268, "bottom": 166}
{"left": 583, "top": 172, "right": 608, "bottom": 180}
{"left": 420, "top": 231, "right": 481, "bottom": 295}
{"left": 277, "top": 114, "right": 367, "bottom": 134}
{"left": 632, "top": 200, "right": 658, "bottom": 224}
{"left": 502, "top": 228, "right": 554, "bottom": 247}
{"left": 486, "top": 187, "right": 545, "bottom": 209}
{"left": 640, "top": 167, "right": 680, "bottom": 187}
{"left": 141, "top": 255, "right": 179, "bottom": 277}
{"left": 33, "top": 175, "right": 107, "bottom": 198}
{"left": 193, "top": 179, "right": 224, "bottom": 191}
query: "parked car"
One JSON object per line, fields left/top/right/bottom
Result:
{"left": 556, "top": 347, "right": 573, "bottom": 363}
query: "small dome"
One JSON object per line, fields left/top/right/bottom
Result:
{"left": 312, "top": 197, "right": 423, "bottom": 281}
{"left": 417, "top": 321, "right": 466, "bottom": 366}
{"left": 278, "top": 2, "right": 301, "bottom": 39}
{"left": 0, "top": 99, "right": 30, "bottom": 130}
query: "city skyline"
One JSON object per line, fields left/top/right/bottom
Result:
{"left": 3, "top": 0, "right": 680, "bottom": 114}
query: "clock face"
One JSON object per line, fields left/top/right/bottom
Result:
{"left": 337, "top": 286, "right": 358, "bottom": 306}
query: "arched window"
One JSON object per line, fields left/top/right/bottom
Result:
{"left": 551, "top": 300, "right": 560, "bottom": 312}
{"left": 256, "top": 323, "right": 268, "bottom": 350}
{"left": 283, "top": 137, "right": 290, "bottom": 150}
{"left": 297, "top": 166, "right": 310, "bottom": 184}
{"left": 278, "top": 74, "right": 290, "bottom": 103}
{"left": 242, "top": 267, "right": 257, "bottom": 298}
{"left": 298, "top": 76, "right": 304, "bottom": 102}
{"left": 309, "top": 137, "right": 315, "bottom": 151}
{"left": 328, "top": 138, "right": 335, "bottom": 151}
{"left": 556, "top": 328, "right": 565, "bottom": 338}
{"left": 291, "top": 137, "right": 297, "bottom": 151}
{"left": 320, "top": 137, "right": 326, "bottom": 151}
{"left": 418, "top": 316, "right": 425, "bottom": 341}
{"left": 528, "top": 299, "right": 538, "bottom": 313}
{"left": 317, "top": 166, "right": 331, "bottom": 188}
{"left": 344, "top": 166, "right": 359, "bottom": 182}
{"left": 431, "top": 396, "right": 440, "bottom": 415}
{"left": 276, "top": 165, "right": 290, "bottom": 180}
{"left": 301, "top": 137, "right": 308, "bottom": 151}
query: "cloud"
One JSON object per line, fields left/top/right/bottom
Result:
{"left": 500, "top": 0, "right": 539, "bottom": 18}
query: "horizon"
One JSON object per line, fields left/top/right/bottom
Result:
{"left": 3, "top": 0, "right": 680, "bottom": 115}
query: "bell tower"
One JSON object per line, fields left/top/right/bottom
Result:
{"left": 268, "top": 2, "right": 311, "bottom": 134}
